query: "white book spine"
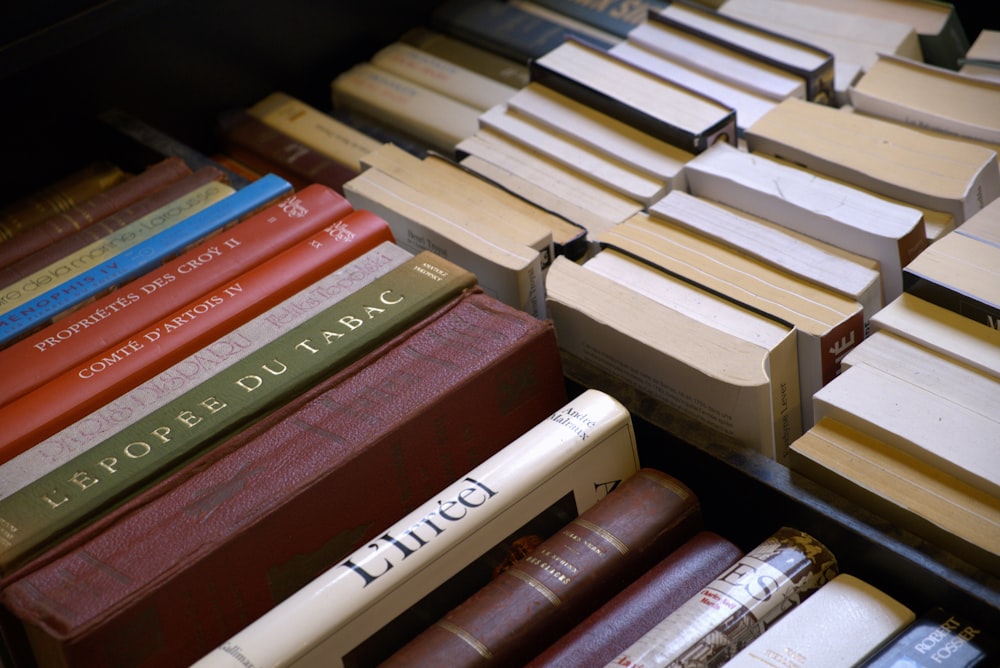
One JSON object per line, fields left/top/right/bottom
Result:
{"left": 192, "top": 389, "right": 641, "bottom": 668}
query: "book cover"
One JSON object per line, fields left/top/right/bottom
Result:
{"left": 858, "top": 606, "right": 1000, "bottom": 667}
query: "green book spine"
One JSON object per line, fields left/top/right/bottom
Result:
{"left": 0, "top": 251, "right": 477, "bottom": 575}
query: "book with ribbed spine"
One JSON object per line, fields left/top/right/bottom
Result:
{"left": 0, "top": 173, "right": 292, "bottom": 345}
{"left": 0, "top": 251, "right": 475, "bottom": 575}
{"left": 0, "top": 184, "right": 354, "bottom": 412}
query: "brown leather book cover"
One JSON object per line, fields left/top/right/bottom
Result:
{"left": 380, "top": 467, "right": 704, "bottom": 668}
{"left": 526, "top": 531, "right": 745, "bottom": 667}
{"left": 0, "top": 157, "right": 192, "bottom": 268}
{"left": 0, "top": 289, "right": 568, "bottom": 668}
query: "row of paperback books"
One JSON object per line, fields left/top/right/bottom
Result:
{"left": 0, "top": 0, "right": 998, "bottom": 665}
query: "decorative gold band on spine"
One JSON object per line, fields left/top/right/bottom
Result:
{"left": 436, "top": 620, "right": 494, "bottom": 659}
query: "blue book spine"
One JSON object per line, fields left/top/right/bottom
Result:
{"left": 0, "top": 174, "right": 292, "bottom": 347}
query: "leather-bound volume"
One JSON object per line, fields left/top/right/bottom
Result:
{"left": 0, "top": 288, "right": 568, "bottom": 668}
{"left": 526, "top": 531, "right": 744, "bottom": 667}
{"left": 380, "top": 468, "right": 703, "bottom": 668}
{"left": 0, "top": 157, "right": 192, "bottom": 268}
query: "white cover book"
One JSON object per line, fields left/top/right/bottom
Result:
{"left": 193, "top": 389, "right": 642, "bottom": 668}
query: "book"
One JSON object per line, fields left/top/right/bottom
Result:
{"left": 870, "top": 293, "right": 1000, "bottom": 379}
{"left": 246, "top": 91, "right": 384, "bottom": 174}
{"left": 788, "top": 415, "right": 1000, "bottom": 575}
{"left": 0, "top": 287, "right": 569, "bottom": 668}
{"left": 0, "top": 251, "right": 475, "bottom": 575}
{"left": 579, "top": 247, "right": 802, "bottom": 459}
{"left": 681, "top": 140, "right": 927, "bottom": 303}
{"left": 215, "top": 109, "right": 358, "bottom": 193}
{"left": 330, "top": 61, "right": 481, "bottom": 157}
{"left": 857, "top": 606, "right": 1000, "bottom": 667}
{"left": 960, "top": 28, "right": 1000, "bottom": 81}
{"left": 608, "top": 526, "right": 839, "bottom": 667}
{"left": 812, "top": 361, "right": 1000, "bottom": 499}
{"left": 528, "top": 37, "right": 738, "bottom": 153}
{"left": 0, "top": 173, "right": 292, "bottom": 346}
{"left": 0, "top": 207, "right": 395, "bottom": 464}
{"left": 652, "top": 0, "right": 836, "bottom": 104}
{"left": 526, "top": 0, "right": 668, "bottom": 38}
{"left": 0, "top": 162, "right": 128, "bottom": 243}
{"left": 0, "top": 157, "right": 194, "bottom": 271}
{"left": 0, "top": 184, "right": 355, "bottom": 413}
{"left": 506, "top": 0, "right": 623, "bottom": 47}
{"left": 545, "top": 255, "right": 800, "bottom": 461}
{"left": 380, "top": 467, "right": 703, "bottom": 667}
{"left": 722, "top": 573, "right": 915, "bottom": 667}
{"left": 600, "top": 203, "right": 866, "bottom": 432}
{"left": 343, "top": 164, "right": 547, "bottom": 318}
{"left": 0, "top": 242, "right": 412, "bottom": 501}
{"left": 524, "top": 531, "right": 744, "bottom": 668}
{"left": 849, "top": 53, "right": 1000, "bottom": 146}
{"left": 902, "top": 229, "right": 1000, "bottom": 330}
{"left": 189, "top": 389, "right": 641, "bottom": 668}
{"left": 429, "top": 0, "right": 617, "bottom": 65}
{"left": 503, "top": 81, "right": 693, "bottom": 190}
{"left": 655, "top": 187, "right": 883, "bottom": 329}
{"left": 398, "top": 26, "right": 530, "bottom": 89}
{"left": 368, "top": 40, "right": 519, "bottom": 111}
{"left": 745, "top": 97, "right": 1000, "bottom": 225}
{"left": 956, "top": 195, "right": 1000, "bottom": 248}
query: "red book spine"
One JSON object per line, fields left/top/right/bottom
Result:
{"left": 0, "top": 184, "right": 354, "bottom": 410}
{"left": 526, "top": 531, "right": 745, "bottom": 667}
{"left": 0, "top": 158, "right": 193, "bottom": 268}
{"left": 0, "top": 290, "right": 568, "bottom": 668}
{"left": 0, "top": 207, "right": 394, "bottom": 462}
{"left": 381, "top": 468, "right": 704, "bottom": 668}
{"left": 0, "top": 163, "right": 221, "bottom": 289}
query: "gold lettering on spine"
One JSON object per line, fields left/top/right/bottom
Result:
{"left": 436, "top": 620, "right": 493, "bottom": 659}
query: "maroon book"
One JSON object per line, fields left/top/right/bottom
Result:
{"left": 0, "top": 288, "right": 568, "bottom": 668}
{"left": 380, "top": 468, "right": 704, "bottom": 668}
{"left": 526, "top": 531, "right": 745, "bottom": 667}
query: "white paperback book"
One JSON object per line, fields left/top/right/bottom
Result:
{"left": 192, "top": 389, "right": 642, "bottom": 668}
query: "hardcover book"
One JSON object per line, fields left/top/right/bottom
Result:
{"left": 858, "top": 606, "right": 1000, "bottom": 667}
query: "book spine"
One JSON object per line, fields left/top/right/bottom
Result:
{"left": 0, "top": 162, "right": 128, "bottom": 242}
{"left": 818, "top": 309, "right": 866, "bottom": 386}
{"left": 903, "top": 269, "right": 1000, "bottom": 332}
{"left": 0, "top": 157, "right": 192, "bottom": 268}
{"left": 0, "top": 173, "right": 293, "bottom": 341}
{"left": 525, "top": 531, "right": 744, "bottom": 668}
{"left": 191, "top": 389, "right": 640, "bottom": 668}
{"left": 529, "top": 0, "right": 668, "bottom": 38}
{"left": 0, "top": 208, "right": 396, "bottom": 465}
{"left": 858, "top": 606, "right": 1000, "bottom": 667}
{"left": 3, "top": 289, "right": 569, "bottom": 668}
{"left": 0, "top": 251, "right": 476, "bottom": 574}
{"left": 0, "top": 242, "right": 412, "bottom": 501}
{"left": 381, "top": 468, "right": 702, "bottom": 668}
{"left": 0, "top": 165, "right": 227, "bottom": 299}
{"left": 609, "top": 526, "right": 839, "bottom": 667}
{"left": 216, "top": 110, "right": 357, "bottom": 193}
{"left": 0, "top": 184, "right": 355, "bottom": 410}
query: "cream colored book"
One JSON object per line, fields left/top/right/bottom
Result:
{"left": 653, "top": 0, "right": 836, "bottom": 103}
{"left": 651, "top": 188, "right": 883, "bottom": 327}
{"left": 247, "top": 91, "right": 382, "bottom": 173}
{"left": 582, "top": 247, "right": 801, "bottom": 460}
{"left": 477, "top": 104, "right": 670, "bottom": 206}
{"left": 961, "top": 29, "right": 1000, "bottom": 81}
{"left": 870, "top": 293, "right": 1000, "bottom": 379}
{"left": 601, "top": 208, "right": 865, "bottom": 432}
{"left": 745, "top": 97, "right": 1000, "bottom": 225}
{"left": 503, "top": 82, "right": 692, "bottom": 186}
{"left": 398, "top": 26, "right": 530, "bottom": 89}
{"left": 343, "top": 167, "right": 546, "bottom": 318}
{"left": 192, "top": 389, "right": 642, "bottom": 668}
{"left": 369, "top": 41, "right": 518, "bottom": 111}
{"left": 849, "top": 53, "right": 1000, "bottom": 145}
{"left": 609, "top": 39, "right": 777, "bottom": 133}
{"left": 789, "top": 416, "right": 1000, "bottom": 575}
{"left": 529, "top": 38, "right": 738, "bottom": 153}
{"left": 330, "top": 62, "right": 481, "bottom": 156}
{"left": 957, "top": 194, "right": 1000, "bottom": 248}
{"left": 456, "top": 129, "right": 643, "bottom": 245}
{"left": 812, "top": 362, "right": 1000, "bottom": 498}
{"left": 681, "top": 141, "right": 926, "bottom": 302}
{"left": 358, "top": 142, "right": 556, "bottom": 267}
{"left": 723, "top": 574, "right": 915, "bottom": 668}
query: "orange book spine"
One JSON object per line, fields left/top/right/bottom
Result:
{"left": 0, "top": 208, "right": 395, "bottom": 462}
{"left": 0, "top": 184, "right": 353, "bottom": 410}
